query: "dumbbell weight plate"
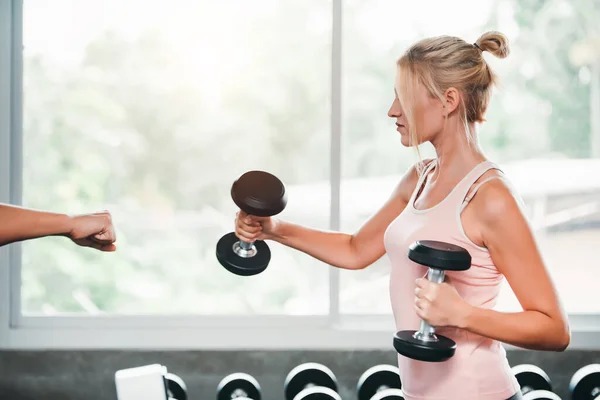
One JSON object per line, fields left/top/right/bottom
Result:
{"left": 166, "top": 373, "right": 188, "bottom": 400}
{"left": 407, "top": 240, "right": 472, "bottom": 271}
{"left": 569, "top": 364, "right": 600, "bottom": 400}
{"left": 512, "top": 364, "right": 553, "bottom": 394}
{"left": 393, "top": 330, "right": 457, "bottom": 362}
{"left": 217, "top": 372, "right": 261, "bottom": 400}
{"left": 230, "top": 171, "right": 287, "bottom": 217}
{"left": 292, "top": 387, "right": 341, "bottom": 400}
{"left": 522, "top": 390, "right": 562, "bottom": 400}
{"left": 284, "top": 363, "right": 337, "bottom": 400}
{"left": 370, "top": 389, "right": 405, "bottom": 400}
{"left": 216, "top": 232, "right": 271, "bottom": 276}
{"left": 357, "top": 364, "right": 402, "bottom": 400}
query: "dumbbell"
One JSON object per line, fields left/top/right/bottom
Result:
{"left": 115, "top": 364, "right": 188, "bottom": 400}
{"left": 357, "top": 364, "right": 404, "bottom": 400}
{"left": 393, "top": 240, "right": 471, "bottom": 362}
{"left": 512, "top": 364, "right": 561, "bottom": 400}
{"left": 217, "top": 372, "right": 261, "bottom": 400}
{"left": 166, "top": 373, "right": 188, "bottom": 400}
{"left": 569, "top": 364, "right": 600, "bottom": 400}
{"left": 284, "top": 362, "right": 341, "bottom": 400}
{"left": 216, "top": 170, "right": 287, "bottom": 276}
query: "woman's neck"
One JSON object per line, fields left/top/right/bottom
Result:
{"left": 430, "top": 122, "right": 486, "bottom": 178}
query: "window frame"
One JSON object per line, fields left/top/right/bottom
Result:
{"left": 1, "top": 0, "right": 599, "bottom": 350}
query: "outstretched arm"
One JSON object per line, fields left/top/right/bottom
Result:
{"left": 260, "top": 160, "right": 426, "bottom": 270}
{"left": 0, "top": 203, "right": 117, "bottom": 251}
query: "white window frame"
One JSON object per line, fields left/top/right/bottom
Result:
{"left": 1, "top": 0, "right": 599, "bottom": 350}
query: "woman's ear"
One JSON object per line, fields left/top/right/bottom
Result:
{"left": 443, "top": 87, "right": 461, "bottom": 116}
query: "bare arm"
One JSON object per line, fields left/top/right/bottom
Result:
{"left": 0, "top": 204, "right": 72, "bottom": 246}
{"left": 270, "top": 162, "right": 424, "bottom": 270}
{"left": 0, "top": 203, "right": 117, "bottom": 251}
{"left": 460, "top": 180, "right": 570, "bottom": 351}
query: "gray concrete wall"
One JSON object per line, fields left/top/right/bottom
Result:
{"left": 0, "top": 350, "right": 598, "bottom": 400}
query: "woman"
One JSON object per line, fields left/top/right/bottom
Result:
{"left": 235, "top": 31, "right": 569, "bottom": 399}
{"left": 0, "top": 203, "right": 116, "bottom": 251}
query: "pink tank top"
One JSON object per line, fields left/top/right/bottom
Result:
{"left": 383, "top": 159, "right": 521, "bottom": 400}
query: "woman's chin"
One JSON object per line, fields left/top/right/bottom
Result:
{"left": 399, "top": 134, "right": 410, "bottom": 147}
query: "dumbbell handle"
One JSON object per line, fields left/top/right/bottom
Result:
{"left": 416, "top": 268, "right": 445, "bottom": 340}
{"left": 230, "top": 388, "right": 249, "bottom": 398}
{"left": 239, "top": 240, "right": 254, "bottom": 250}
{"left": 233, "top": 238, "right": 257, "bottom": 258}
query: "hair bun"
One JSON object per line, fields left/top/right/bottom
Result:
{"left": 475, "top": 31, "right": 510, "bottom": 59}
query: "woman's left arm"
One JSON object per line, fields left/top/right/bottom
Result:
{"left": 459, "top": 179, "right": 570, "bottom": 351}
{"left": 414, "top": 178, "right": 570, "bottom": 351}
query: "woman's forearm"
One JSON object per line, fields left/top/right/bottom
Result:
{"left": 460, "top": 306, "right": 570, "bottom": 351}
{"left": 272, "top": 220, "right": 362, "bottom": 270}
{"left": 0, "top": 204, "right": 72, "bottom": 246}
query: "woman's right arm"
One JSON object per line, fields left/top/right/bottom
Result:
{"left": 236, "top": 162, "right": 423, "bottom": 270}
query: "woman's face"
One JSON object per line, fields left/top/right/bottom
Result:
{"left": 388, "top": 78, "right": 446, "bottom": 147}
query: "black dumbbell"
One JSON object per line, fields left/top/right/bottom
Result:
{"left": 357, "top": 364, "right": 404, "bottom": 400}
{"left": 165, "top": 373, "right": 188, "bottom": 400}
{"left": 284, "top": 363, "right": 341, "bottom": 400}
{"left": 393, "top": 240, "right": 471, "bottom": 362}
{"left": 217, "top": 372, "right": 261, "bottom": 400}
{"left": 512, "top": 364, "right": 561, "bottom": 400}
{"left": 216, "top": 170, "right": 287, "bottom": 276}
{"left": 570, "top": 364, "right": 600, "bottom": 400}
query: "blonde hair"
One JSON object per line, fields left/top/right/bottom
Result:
{"left": 396, "top": 31, "right": 510, "bottom": 165}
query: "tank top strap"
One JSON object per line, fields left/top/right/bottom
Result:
{"left": 408, "top": 159, "right": 438, "bottom": 203}
{"left": 449, "top": 160, "right": 502, "bottom": 207}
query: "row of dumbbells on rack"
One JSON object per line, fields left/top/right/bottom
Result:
{"left": 115, "top": 362, "right": 402, "bottom": 400}
{"left": 512, "top": 363, "right": 600, "bottom": 400}
{"left": 115, "top": 362, "right": 600, "bottom": 400}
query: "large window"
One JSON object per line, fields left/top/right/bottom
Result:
{"left": 1, "top": 0, "right": 599, "bottom": 349}
{"left": 20, "top": 0, "right": 332, "bottom": 316}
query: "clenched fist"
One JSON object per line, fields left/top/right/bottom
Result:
{"left": 414, "top": 276, "right": 472, "bottom": 329}
{"left": 234, "top": 210, "right": 280, "bottom": 242}
{"left": 67, "top": 211, "right": 117, "bottom": 252}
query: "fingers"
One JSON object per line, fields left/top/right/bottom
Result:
{"left": 414, "top": 296, "right": 425, "bottom": 308}
{"left": 237, "top": 210, "right": 268, "bottom": 223}
{"left": 236, "top": 216, "right": 262, "bottom": 232}
{"left": 76, "top": 239, "right": 116, "bottom": 252}
{"left": 99, "top": 243, "right": 117, "bottom": 252}
{"left": 93, "top": 213, "right": 116, "bottom": 244}
{"left": 235, "top": 211, "right": 263, "bottom": 242}
{"left": 415, "top": 278, "right": 427, "bottom": 289}
{"left": 414, "top": 301, "right": 426, "bottom": 320}
{"left": 235, "top": 229, "right": 261, "bottom": 242}
{"left": 414, "top": 291, "right": 430, "bottom": 311}
{"left": 95, "top": 226, "right": 115, "bottom": 243}
{"left": 415, "top": 280, "right": 436, "bottom": 302}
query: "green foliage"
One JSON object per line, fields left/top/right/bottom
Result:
{"left": 506, "top": 0, "right": 596, "bottom": 157}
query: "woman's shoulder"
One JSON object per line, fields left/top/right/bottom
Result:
{"left": 389, "top": 158, "right": 437, "bottom": 204}
{"left": 468, "top": 168, "right": 525, "bottom": 226}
